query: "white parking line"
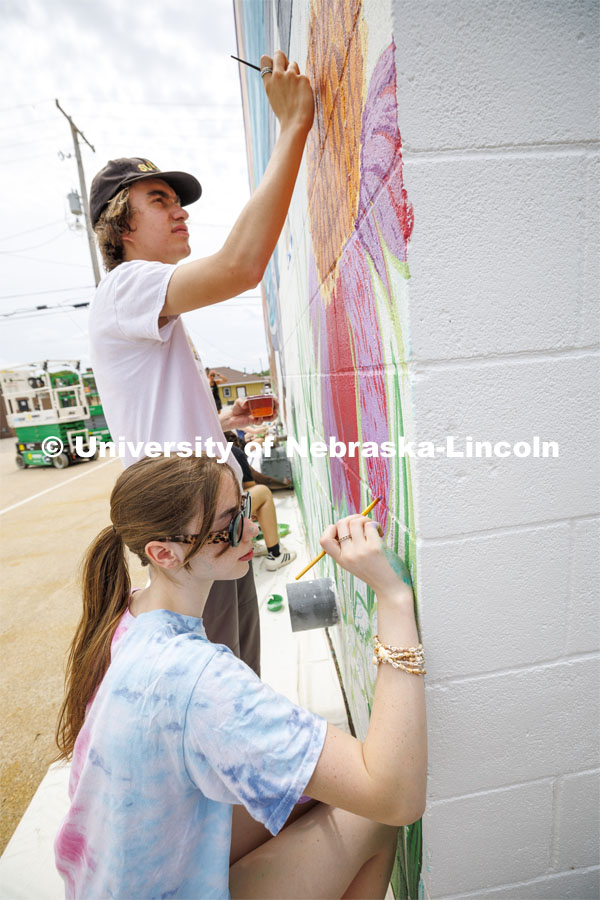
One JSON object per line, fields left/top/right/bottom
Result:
{"left": 0, "top": 458, "right": 119, "bottom": 516}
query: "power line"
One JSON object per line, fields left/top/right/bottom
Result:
{"left": 81, "top": 112, "right": 239, "bottom": 123}
{"left": 55, "top": 305, "right": 88, "bottom": 334}
{"left": 0, "top": 152, "right": 58, "bottom": 165}
{"left": 0, "top": 227, "right": 68, "bottom": 254}
{"left": 0, "top": 219, "right": 64, "bottom": 243}
{"left": 0, "top": 99, "right": 52, "bottom": 112}
{"left": 0, "top": 285, "right": 94, "bottom": 301}
{"left": 0, "top": 253, "right": 91, "bottom": 269}
{"left": 62, "top": 99, "right": 240, "bottom": 108}
{"left": 214, "top": 300, "right": 262, "bottom": 305}
{"left": 2, "top": 118, "right": 57, "bottom": 131}
{"left": 0, "top": 98, "right": 241, "bottom": 118}
{"left": 0, "top": 134, "right": 63, "bottom": 150}
{"left": 0, "top": 301, "right": 90, "bottom": 320}
{"left": 0, "top": 297, "right": 262, "bottom": 319}
{"left": 184, "top": 324, "right": 241, "bottom": 367}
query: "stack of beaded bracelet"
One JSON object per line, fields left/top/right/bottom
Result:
{"left": 373, "top": 635, "right": 426, "bottom": 675}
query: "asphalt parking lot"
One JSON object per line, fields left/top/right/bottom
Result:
{"left": 0, "top": 438, "right": 145, "bottom": 852}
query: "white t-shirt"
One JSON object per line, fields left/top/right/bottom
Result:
{"left": 88, "top": 259, "right": 242, "bottom": 479}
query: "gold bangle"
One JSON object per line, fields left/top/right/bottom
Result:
{"left": 372, "top": 635, "right": 426, "bottom": 675}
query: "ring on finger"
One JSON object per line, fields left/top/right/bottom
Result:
{"left": 338, "top": 534, "right": 352, "bottom": 543}
{"left": 260, "top": 66, "right": 273, "bottom": 77}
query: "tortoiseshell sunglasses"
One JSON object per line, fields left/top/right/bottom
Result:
{"left": 159, "top": 492, "right": 252, "bottom": 548}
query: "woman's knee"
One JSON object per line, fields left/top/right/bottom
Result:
{"left": 326, "top": 807, "right": 398, "bottom": 860}
{"left": 250, "top": 484, "right": 270, "bottom": 506}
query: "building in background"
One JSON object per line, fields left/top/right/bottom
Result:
{"left": 234, "top": 1, "right": 599, "bottom": 898}
{"left": 209, "top": 366, "right": 270, "bottom": 406}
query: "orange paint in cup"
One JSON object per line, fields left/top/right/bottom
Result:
{"left": 248, "top": 394, "right": 275, "bottom": 418}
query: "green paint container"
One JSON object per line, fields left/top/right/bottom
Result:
{"left": 267, "top": 594, "right": 284, "bottom": 612}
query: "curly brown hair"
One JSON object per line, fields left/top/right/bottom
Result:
{"left": 94, "top": 186, "right": 134, "bottom": 271}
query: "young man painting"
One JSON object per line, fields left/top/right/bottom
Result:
{"left": 87, "top": 52, "right": 313, "bottom": 673}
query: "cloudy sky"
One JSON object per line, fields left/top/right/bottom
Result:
{"left": 0, "top": 0, "right": 271, "bottom": 373}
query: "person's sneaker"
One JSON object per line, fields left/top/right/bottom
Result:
{"left": 264, "top": 548, "right": 297, "bottom": 571}
{"left": 251, "top": 539, "right": 268, "bottom": 557}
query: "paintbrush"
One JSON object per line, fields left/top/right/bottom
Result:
{"left": 295, "top": 497, "right": 382, "bottom": 580}
{"left": 231, "top": 55, "right": 262, "bottom": 72}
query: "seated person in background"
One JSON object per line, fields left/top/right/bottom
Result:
{"left": 224, "top": 430, "right": 291, "bottom": 491}
{"left": 225, "top": 432, "right": 296, "bottom": 572}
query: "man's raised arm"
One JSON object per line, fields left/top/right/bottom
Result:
{"left": 161, "top": 50, "right": 314, "bottom": 317}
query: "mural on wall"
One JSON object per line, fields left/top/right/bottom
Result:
{"left": 235, "top": 0, "right": 421, "bottom": 896}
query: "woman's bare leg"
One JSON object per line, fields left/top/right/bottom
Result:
{"left": 230, "top": 803, "right": 398, "bottom": 900}
{"left": 248, "top": 484, "right": 279, "bottom": 547}
{"left": 341, "top": 829, "right": 397, "bottom": 900}
{"left": 230, "top": 799, "right": 319, "bottom": 866}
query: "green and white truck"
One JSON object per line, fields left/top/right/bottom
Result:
{"left": 0, "top": 361, "right": 98, "bottom": 469}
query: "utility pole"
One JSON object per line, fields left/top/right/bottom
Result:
{"left": 55, "top": 99, "right": 101, "bottom": 286}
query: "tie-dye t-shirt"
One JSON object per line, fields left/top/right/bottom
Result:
{"left": 55, "top": 608, "right": 327, "bottom": 899}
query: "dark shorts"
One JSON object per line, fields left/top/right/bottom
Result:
{"left": 202, "top": 564, "right": 261, "bottom": 676}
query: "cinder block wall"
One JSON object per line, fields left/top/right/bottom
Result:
{"left": 395, "top": 2, "right": 599, "bottom": 897}
{"left": 235, "top": 1, "right": 600, "bottom": 897}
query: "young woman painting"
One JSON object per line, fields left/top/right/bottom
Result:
{"left": 55, "top": 453, "right": 426, "bottom": 899}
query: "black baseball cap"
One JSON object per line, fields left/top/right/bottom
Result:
{"left": 89, "top": 157, "right": 202, "bottom": 227}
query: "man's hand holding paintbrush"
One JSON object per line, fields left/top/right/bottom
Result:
{"left": 214, "top": 50, "right": 314, "bottom": 298}
{"left": 232, "top": 51, "right": 314, "bottom": 131}
{"left": 162, "top": 49, "right": 314, "bottom": 317}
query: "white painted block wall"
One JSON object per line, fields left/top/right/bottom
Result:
{"left": 390, "top": 1, "right": 599, "bottom": 897}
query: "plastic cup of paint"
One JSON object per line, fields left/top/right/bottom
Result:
{"left": 267, "top": 594, "right": 284, "bottom": 612}
{"left": 248, "top": 394, "right": 275, "bottom": 418}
